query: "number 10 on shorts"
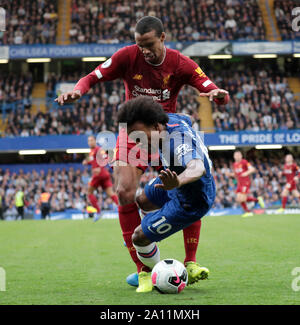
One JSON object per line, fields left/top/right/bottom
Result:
{"left": 148, "top": 216, "right": 172, "bottom": 235}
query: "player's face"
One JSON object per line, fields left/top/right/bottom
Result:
{"left": 285, "top": 154, "right": 293, "bottom": 164}
{"left": 88, "top": 137, "right": 96, "bottom": 148}
{"left": 135, "top": 30, "right": 166, "bottom": 64}
{"left": 234, "top": 151, "right": 242, "bottom": 162}
{"left": 128, "top": 122, "right": 161, "bottom": 153}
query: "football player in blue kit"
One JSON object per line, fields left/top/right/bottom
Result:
{"left": 117, "top": 96, "right": 216, "bottom": 292}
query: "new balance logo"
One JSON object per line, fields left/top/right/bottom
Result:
{"left": 133, "top": 74, "right": 143, "bottom": 80}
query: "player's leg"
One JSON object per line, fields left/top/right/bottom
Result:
{"left": 182, "top": 220, "right": 209, "bottom": 283}
{"left": 87, "top": 183, "right": 101, "bottom": 213}
{"left": 131, "top": 177, "right": 169, "bottom": 293}
{"left": 114, "top": 163, "right": 151, "bottom": 274}
{"left": 246, "top": 195, "right": 265, "bottom": 208}
{"left": 101, "top": 172, "right": 118, "bottom": 206}
{"left": 134, "top": 186, "right": 163, "bottom": 270}
{"left": 278, "top": 187, "right": 289, "bottom": 212}
{"left": 140, "top": 177, "right": 209, "bottom": 284}
{"left": 237, "top": 191, "right": 253, "bottom": 217}
{"left": 134, "top": 192, "right": 208, "bottom": 290}
{"left": 104, "top": 186, "right": 118, "bottom": 206}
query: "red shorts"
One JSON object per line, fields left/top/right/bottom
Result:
{"left": 236, "top": 182, "right": 251, "bottom": 194}
{"left": 285, "top": 181, "right": 297, "bottom": 192}
{"left": 114, "top": 127, "right": 161, "bottom": 172}
{"left": 89, "top": 168, "right": 113, "bottom": 190}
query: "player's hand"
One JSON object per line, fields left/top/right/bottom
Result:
{"left": 155, "top": 169, "right": 180, "bottom": 190}
{"left": 55, "top": 90, "right": 81, "bottom": 105}
{"left": 199, "top": 89, "right": 228, "bottom": 101}
{"left": 294, "top": 176, "right": 298, "bottom": 183}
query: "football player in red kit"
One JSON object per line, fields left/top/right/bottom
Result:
{"left": 83, "top": 135, "right": 118, "bottom": 221}
{"left": 228, "top": 151, "right": 265, "bottom": 218}
{"left": 277, "top": 154, "right": 299, "bottom": 213}
{"left": 56, "top": 16, "right": 229, "bottom": 292}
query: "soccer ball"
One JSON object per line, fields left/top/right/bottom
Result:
{"left": 151, "top": 259, "right": 188, "bottom": 294}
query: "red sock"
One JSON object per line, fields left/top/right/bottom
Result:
{"left": 118, "top": 202, "right": 150, "bottom": 273}
{"left": 282, "top": 196, "right": 287, "bottom": 209}
{"left": 241, "top": 202, "right": 250, "bottom": 212}
{"left": 183, "top": 220, "right": 201, "bottom": 265}
{"left": 88, "top": 194, "right": 100, "bottom": 213}
{"left": 247, "top": 196, "right": 258, "bottom": 202}
{"left": 111, "top": 194, "right": 119, "bottom": 206}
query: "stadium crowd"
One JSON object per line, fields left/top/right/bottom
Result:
{"left": 3, "top": 65, "right": 299, "bottom": 136}
{"left": 70, "top": 0, "right": 265, "bottom": 43}
{"left": 0, "top": 0, "right": 58, "bottom": 45}
{"left": 0, "top": 166, "right": 117, "bottom": 219}
{"left": 1, "top": 154, "right": 299, "bottom": 220}
{"left": 210, "top": 67, "right": 300, "bottom": 132}
{"left": 212, "top": 154, "right": 300, "bottom": 210}
{"left": 274, "top": 0, "right": 300, "bottom": 40}
{"left": 1, "top": 0, "right": 299, "bottom": 46}
{"left": 0, "top": 73, "right": 33, "bottom": 118}
{"left": 2, "top": 74, "right": 201, "bottom": 137}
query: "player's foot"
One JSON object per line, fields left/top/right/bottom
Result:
{"left": 241, "top": 212, "right": 254, "bottom": 218}
{"left": 136, "top": 271, "right": 152, "bottom": 293}
{"left": 185, "top": 262, "right": 209, "bottom": 285}
{"left": 257, "top": 196, "right": 265, "bottom": 209}
{"left": 126, "top": 272, "right": 139, "bottom": 287}
{"left": 276, "top": 207, "right": 285, "bottom": 214}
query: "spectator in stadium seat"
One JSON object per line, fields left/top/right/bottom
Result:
{"left": 69, "top": 0, "right": 265, "bottom": 44}
{"left": 1, "top": 0, "right": 58, "bottom": 45}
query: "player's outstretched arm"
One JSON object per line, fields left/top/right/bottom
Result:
{"left": 198, "top": 89, "right": 229, "bottom": 102}
{"left": 155, "top": 160, "right": 205, "bottom": 190}
{"left": 55, "top": 89, "right": 82, "bottom": 105}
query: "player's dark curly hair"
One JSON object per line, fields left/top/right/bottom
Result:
{"left": 117, "top": 96, "right": 169, "bottom": 127}
{"left": 135, "top": 16, "right": 164, "bottom": 37}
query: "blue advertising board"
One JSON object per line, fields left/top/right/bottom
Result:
{"left": 1, "top": 41, "right": 300, "bottom": 60}
{"left": 0, "top": 129, "right": 299, "bottom": 152}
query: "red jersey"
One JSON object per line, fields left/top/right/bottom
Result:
{"left": 87, "top": 146, "right": 108, "bottom": 169}
{"left": 283, "top": 163, "right": 299, "bottom": 184}
{"left": 233, "top": 159, "right": 252, "bottom": 186}
{"left": 74, "top": 45, "right": 229, "bottom": 112}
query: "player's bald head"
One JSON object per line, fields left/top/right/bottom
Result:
{"left": 135, "top": 16, "right": 164, "bottom": 37}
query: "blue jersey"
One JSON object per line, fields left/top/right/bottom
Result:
{"left": 142, "top": 113, "right": 216, "bottom": 242}
{"left": 159, "top": 113, "right": 216, "bottom": 209}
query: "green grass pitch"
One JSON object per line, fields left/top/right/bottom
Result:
{"left": 0, "top": 213, "right": 300, "bottom": 305}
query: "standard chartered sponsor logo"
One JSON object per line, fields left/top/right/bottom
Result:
{"left": 132, "top": 85, "right": 170, "bottom": 101}
{"left": 134, "top": 85, "right": 161, "bottom": 95}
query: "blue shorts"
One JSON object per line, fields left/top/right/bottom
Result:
{"left": 142, "top": 177, "right": 210, "bottom": 242}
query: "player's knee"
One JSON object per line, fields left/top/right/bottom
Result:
{"left": 116, "top": 185, "right": 136, "bottom": 206}
{"left": 136, "top": 192, "right": 159, "bottom": 212}
{"left": 135, "top": 192, "right": 147, "bottom": 210}
{"left": 132, "top": 226, "right": 150, "bottom": 246}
